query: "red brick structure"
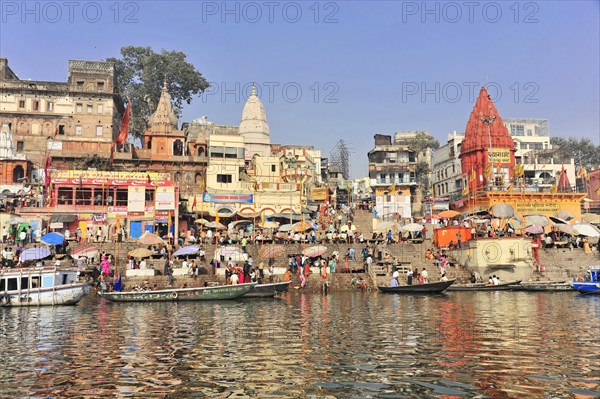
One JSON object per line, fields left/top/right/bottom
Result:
{"left": 460, "top": 87, "right": 517, "bottom": 193}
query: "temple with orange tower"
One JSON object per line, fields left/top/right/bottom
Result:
{"left": 456, "top": 87, "right": 587, "bottom": 220}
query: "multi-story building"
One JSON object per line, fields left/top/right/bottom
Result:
{"left": 0, "top": 58, "right": 124, "bottom": 171}
{"left": 503, "top": 118, "right": 576, "bottom": 190}
{"left": 432, "top": 131, "right": 464, "bottom": 202}
{"left": 368, "top": 134, "right": 417, "bottom": 220}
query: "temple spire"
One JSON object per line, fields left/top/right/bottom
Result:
{"left": 148, "top": 79, "right": 178, "bottom": 134}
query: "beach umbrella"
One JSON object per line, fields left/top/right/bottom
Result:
{"left": 41, "top": 232, "right": 65, "bottom": 246}
{"left": 173, "top": 245, "right": 199, "bottom": 257}
{"left": 229, "top": 220, "right": 253, "bottom": 230}
{"left": 194, "top": 218, "right": 209, "bottom": 225}
{"left": 206, "top": 221, "right": 226, "bottom": 230}
{"left": 6, "top": 216, "right": 28, "bottom": 225}
{"left": 128, "top": 248, "right": 153, "bottom": 259}
{"left": 549, "top": 216, "right": 568, "bottom": 225}
{"left": 553, "top": 223, "right": 576, "bottom": 235}
{"left": 138, "top": 231, "right": 166, "bottom": 246}
{"left": 491, "top": 203, "right": 515, "bottom": 219}
{"left": 556, "top": 210, "right": 575, "bottom": 220}
{"left": 261, "top": 221, "right": 279, "bottom": 229}
{"left": 525, "top": 215, "right": 549, "bottom": 227}
{"left": 438, "top": 210, "right": 460, "bottom": 219}
{"left": 401, "top": 223, "right": 423, "bottom": 233}
{"left": 278, "top": 223, "right": 294, "bottom": 232}
{"left": 303, "top": 245, "right": 327, "bottom": 258}
{"left": 573, "top": 223, "right": 600, "bottom": 238}
{"left": 525, "top": 224, "right": 544, "bottom": 235}
{"left": 292, "top": 221, "right": 313, "bottom": 232}
{"left": 71, "top": 245, "right": 99, "bottom": 260}
{"left": 507, "top": 219, "right": 522, "bottom": 229}
{"left": 19, "top": 247, "right": 51, "bottom": 262}
{"left": 259, "top": 245, "right": 285, "bottom": 260}
{"left": 581, "top": 213, "right": 600, "bottom": 224}
{"left": 340, "top": 224, "right": 357, "bottom": 232}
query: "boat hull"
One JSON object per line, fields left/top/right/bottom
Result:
{"left": 510, "top": 282, "right": 574, "bottom": 292}
{"left": 99, "top": 282, "right": 256, "bottom": 302}
{"left": 1, "top": 284, "right": 90, "bottom": 307}
{"left": 447, "top": 280, "right": 521, "bottom": 291}
{"left": 378, "top": 279, "right": 455, "bottom": 294}
{"left": 571, "top": 283, "right": 600, "bottom": 295}
{"left": 242, "top": 281, "right": 291, "bottom": 298}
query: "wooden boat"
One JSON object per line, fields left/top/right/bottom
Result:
{"left": 378, "top": 279, "right": 455, "bottom": 294}
{"left": 571, "top": 265, "right": 600, "bottom": 295}
{"left": 0, "top": 266, "right": 90, "bottom": 307}
{"left": 99, "top": 282, "right": 256, "bottom": 302}
{"left": 242, "top": 281, "right": 291, "bottom": 298}
{"left": 509, "top": 281, "right": 574, "bottom": 292}
{"left": 446, "top": 280, "right": 521, "bottom": 291}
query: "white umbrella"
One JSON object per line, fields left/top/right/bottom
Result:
{"left": 278, "top": 223, "right": 294, "bottom": 232}
{"left": 525, "top": 215, "right": 549, "bottom": 227}
{"left": 401, "top": 223, "right": 423, "bottom": 233}
{"left": 491, "top": 203, "right": 515, "bottom": 219}
{"left": 573, "top": 223, "right": 600, "bottom": 238}
{"left": 206, "top": 221, "right": 226, "bottom": 230}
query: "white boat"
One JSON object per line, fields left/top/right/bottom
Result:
{"left": 0, "top": 266, "right": 90, "bottom": 307}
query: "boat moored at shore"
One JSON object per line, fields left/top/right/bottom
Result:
{"left": 378, "top": 279, "right": 455, "bottom": 294}
{"left": 99, "top": 282, "right": 257, "bottom": 302}
{"left": 0, "top": 266, "right": 90, "bottom": 307}
{"left": 447, "top": 280, "right": 521, "bottom": 292}
{"left": 241, "top": 281, "right": 291, "bottom": 298}
{"left": 571, "top": 266, "right": 600, "bottom": 295}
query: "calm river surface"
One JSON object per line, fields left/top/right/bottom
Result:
{"left": 1, "top": 291, "right": 599, "bottom": 398}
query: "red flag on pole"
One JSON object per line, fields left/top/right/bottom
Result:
{"left": 192, "top": 196, "right": 197, "bottom": 211}
{"left": 116, "top": 101, "right": 130, "bottom": 145}
{"left": 44, "top": 156, "right": 52, "bottom": 186}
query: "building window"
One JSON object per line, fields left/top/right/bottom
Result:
{"left": 217, "top": 174, "right": 232, "bottom": 183}
{"left": 76, "top": 103, "right": 83, "bottom": 112}
{"left": 75, "top": 125, "right": 82, "bottom": 135}
{"left": 58, "top": 125, "right": 65, "bottom": 135}
{"left": 97, "top": 104, "right": 104, "bottom": 114}
{"left": 87, "top": 104, "right": 93, "bottom": 113}
{"left": 46, "top": 101, "right": 53, "bottom": 111}
{"left": 527, "top": 129, "right": 532, "bottom": 136}
{"left": 77, "top": 80, "right": 84, "bottom": 88}
{"left": 271, "top": 164, "right": 276, "bottom": 172}
{"left": 12, "top": 165, "right": 24, "bottom": 183}
{"left": 58, "top": 187, "right": 73, "bottom": 205}
{"left": 96, "top": 126, "right": 103, "bottom": 136}
{"left": 520, "top": 143, "right": 527, "bottom": 150}
{"left": 511, "top": 125, "right": 525, "bottom": 136}
{"left": 33, "top": 100, "right": 39, "bottom": 111}
{"left": 18, "top": 99, "right": 25, "bottom": 108}
{"left": 97, "top": 81, "right": 105, "bottom": 90}
{"left": 16, "top": 141, "right": 24, "bottom": 151}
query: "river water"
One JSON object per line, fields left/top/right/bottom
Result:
{"left": 1, "top": 291, "right": 599, "bottom": 398}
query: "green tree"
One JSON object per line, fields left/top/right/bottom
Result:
{"left": 107, "top": 46, "right": 209, "bottom": 140}
{"left": 550, "top": 137, "right": 600, "bottom": 170}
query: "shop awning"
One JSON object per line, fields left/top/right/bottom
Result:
{"left": 50, "top": 214, "right": 78, "bottom": 223}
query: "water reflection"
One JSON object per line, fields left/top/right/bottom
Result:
{"left": 0, "top": 292, "right": 599, "bottom": 398}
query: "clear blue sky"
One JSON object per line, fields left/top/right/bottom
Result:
{"left": 1, "top": 1, "right": 598, "bottom": 177}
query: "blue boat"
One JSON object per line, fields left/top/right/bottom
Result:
{"left": 571, "top": 265, "right": 600, "bottom": 295}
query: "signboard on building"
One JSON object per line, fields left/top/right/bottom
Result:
{"left": 514, "top": 200, "right": 560, "bottom": 214}
{"left": 127, "top": 186, "right": 145, "bottom": 212}
{"left": 488, "top": 148, "right": 511, "bottom": 164}
{"left": 156, "top": 187, "right": 176, "bottom": 210}
{"left": 202, "top": 193, "right": 253, "bottom": 203}
{"left": 312, "top": 187, "right": 327, "bottom": 201}
{"left": 54, "top": 170, "right": 170, "bottom": 181}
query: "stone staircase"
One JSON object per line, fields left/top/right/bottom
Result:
{"left": 352, "top": 209, "right": 373, "bottom": 237}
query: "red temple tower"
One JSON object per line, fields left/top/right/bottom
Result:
{"left": 460, "top": 87, "right": 516, "bottom": 193}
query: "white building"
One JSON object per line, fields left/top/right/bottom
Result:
{"left": 431, "top": 131, "right": 464, "bottom": 201}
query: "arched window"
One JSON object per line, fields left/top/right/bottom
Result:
{"left": 174, "top": 172, "right": 181, "bottom": 184}
{"left": 198, "top": 147, "right": 204, "bottom": 157}
{"left": 195, "top": 172, "right": 203, "bottom": 184}
{"left": 13, "top": 165, "right": 25, "bottom": 183}
{"left": 173, "top": 140, "right": 184, "bottom": 156}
